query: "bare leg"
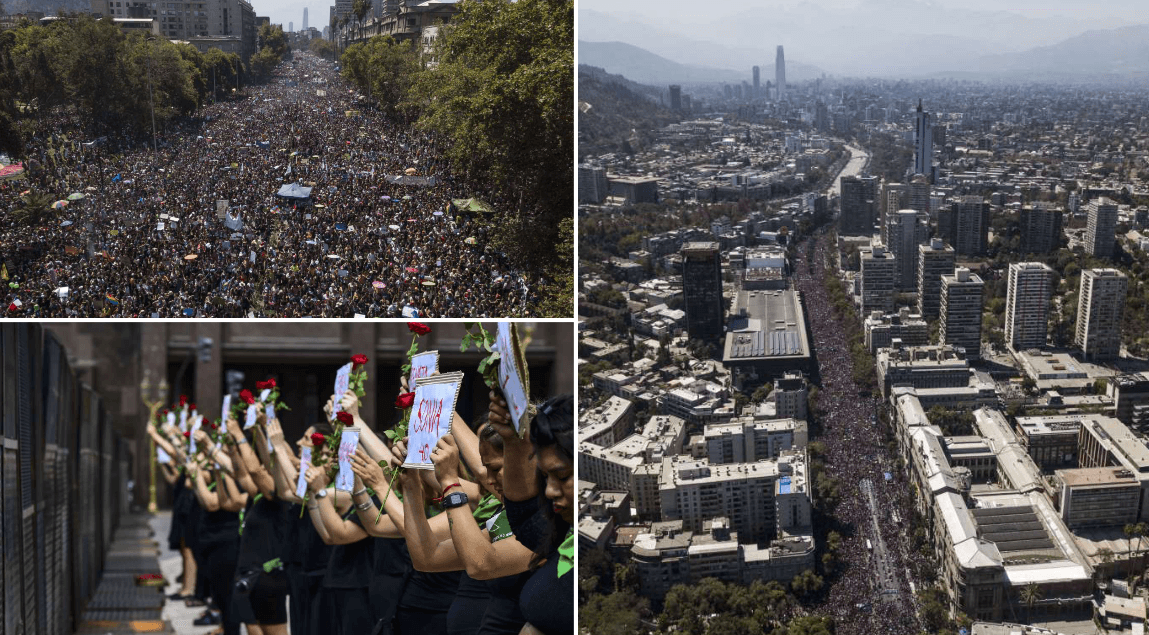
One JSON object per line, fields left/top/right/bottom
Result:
{"left": 260, "top": 623, "right": 288, "bottom": 635}
{"left": 246, "top": 624, "right": 264, "bottom": 635}
{"left": 180, "top": 545, "right": 197, "bottom": 595}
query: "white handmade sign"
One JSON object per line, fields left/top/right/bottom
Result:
{"left": 409, "top": 351, "right": 438, "bottom": 385}
{"left": 404, "top": 375, "right": 461, "bottom": 470}
{"left": 334, "top": 428, "right": 360, "bottom": 491}
{"left": 496, "top": 322, "right": 530, "bottom": 435}
{"left": 331, "top": 362, "right": 352, "bottom": 420}
{"left": 296, "top": 446, "right": 312, "bottom": 499}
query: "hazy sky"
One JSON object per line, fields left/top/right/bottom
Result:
{"left": 578, "top": 0, "right": 1149, "bottom": 23}
{"left": 250, "top": 0, "right": 327, "bottom": 33}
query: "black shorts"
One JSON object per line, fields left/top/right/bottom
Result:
{"left": 234, "top": 570, "right": 288, "bottom": 625}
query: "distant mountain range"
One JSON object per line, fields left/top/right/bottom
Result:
{"left": 962, "top": 24, "right": 1149, "bottom": 81}
{"left": 578, "top": 40, "right": 823, "bottom": 87}
{"left": 3, "top": 0, "right": 91, "bottom": 15}
{"left": 578, "top": 64, "right": 678, "bottom": 158}
{"left": 579, "top": 3, "right": 1149, "bottom": 81}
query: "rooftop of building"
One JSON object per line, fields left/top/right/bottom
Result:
{"left": 723, "top": 289, "right": 810, "bottom": 362}
{"left": 1056, "top": 466, "right": 1138, "bottom": 488}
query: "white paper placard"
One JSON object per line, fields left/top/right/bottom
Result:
{"left": 409, "top": 351, "right": 438, "bottom": 384}
{"left": 221, "top": 394, "right": 231, "bottom": 420}
{"left": 166, "top": 412, "right": 176, "bottom": 428}
{"left": 244, "top": 404, "right": 258, "bottom": 429}
{"left": 189, "top": 416, "right": 203, "bottom": 453}
{"left": 157, "top": 447, "right": 172, "bottom": 464}
{"left": 265, "top": 403, "right": 275, "bottom": 422}
{"left": 334, "top": 428, "right": 360, "bottom": 491}
{"left": 496, "top": 322, "right": 530, "bottom": 434}
{"left": 296, "top": 447, "right": 312, "bottom": 499}
{"left": 179, "top": 409, "right": 188, "bottom": 432}
{"left": 259, "top": 388, "right": 271, "bottom": 403}
{"left": 403, "top": 380, "right": 459, "bottom": 470}
{"left": 331, "top": 362, "right": 352, "bottom": 420}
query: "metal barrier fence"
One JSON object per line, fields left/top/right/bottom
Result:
{"left": 1, "top": 323, "right": 130, "bottom": 635}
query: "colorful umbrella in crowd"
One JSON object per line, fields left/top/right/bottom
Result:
{"left": 52, "top": 200, "right": 68, "bottom": 209}
{"left": 372, "top": 281, "right": 385, "bottom": 289}
{"left": 67, "top": 192, "right": 85, "bottom": 201}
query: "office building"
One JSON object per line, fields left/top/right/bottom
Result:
{"left": 908, "top": 174, "right": 930, "bottom": 215}
{"left": 889, "top": 209, "right": 929, "bottom": 292}
{"left": 302, "top": 7, "right": 307, "bottom": 30}
{"left": 838, "top": 175, "right": 878, "bottom": 235}
{"left": 669, "top": 85, "right": 682, "bottom": 111}
{"left": 864, "top": 308, "right": 929, "bottom": 354}
{"left": 722, "top": 289, "right": 813, "bottom": 378}
{"left": 938, "top": 196, "right": 989, "bottom": 256}
{"left": 1114, "top": 373, "right": 1149, "bottom": 433}
{"left": 1056, "top": 467, "right": 1141, "bottom": 529}
{"left": 860, "top": 245, "right": 897, "bottom": 314}
{"left": 775, "top": 46, "right": 785, "bottom": 101}
{"left": 752, "top": 66, "right": 760, "bottom": 97}
{"left": 1086, "top": 197, "right": 1119, "bottom": 258}
{"left": 1019, "top": 204, "right": 1063, "bottom": 255}
{"left": 879, "top": 182, "right": 908, "bottom": 244}
{"left": 682, "top": 243, "right": 724, "bottom": 342}
{"left": 918, "top": 239, "right": 955, "bottom": 318}
{"left": 940, "top": 268, "right": 984, "bottom": 360}
{"left": 608, "top": 176, "right": 659, "bottom": 204}
{"left": 876, "top": 344, "right": 970, "bottom": 398}
{"left": 578, "top": 165, "right": 608, "bottom": 204}
{"left": 1075, "top": 269, "right": 1127, "bottom": 361}
{"left": 913, "top": 99, "right": 932, "bottom": 179}
{"left": 773, "top": 373, "right": 808, "bottom": 421}
{"left": 1005, "top": 262, "right": 1053, "bottom": 350}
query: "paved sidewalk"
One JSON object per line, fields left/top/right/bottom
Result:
{"left": 75, "top": 513, "right": 170, "bottom": 634}
{"left": 150, "top": 511, "right": 225, "bottom": 635}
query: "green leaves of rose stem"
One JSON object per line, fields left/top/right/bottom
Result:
{"left": 461, "top": 323, "right": 500, "bottom": 388}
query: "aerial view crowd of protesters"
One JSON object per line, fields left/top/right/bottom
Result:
{"left": 1, "top": 52, "right": 546, "bottom": 318}
{"left": 147, "top": 322, "right": 573, "bottom": 635}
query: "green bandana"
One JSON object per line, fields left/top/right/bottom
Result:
{"left": 557, "top": 529, "right": 573, "bottom": 578}
{"left": 472, "top": 494, "right": 502, "bottom": 525}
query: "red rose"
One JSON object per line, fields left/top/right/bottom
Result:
{"left": 162, "top": 409, "right": 169, "bottom": 416}
{"left": 394, "top": 392, "right": 415, "bottom": 410}
{"left": 239, "top": 389, "right": 255, "bottom": 405}
{"left": 351, "top": 354, "right": 369, "bottom": 368}
{"left": 336, "top": 411, "right": 354, "bottom": 425}
{"left": 209, "top": 422, "right": 218, "bottom": 430}
{"left": 179, "top": 394, "right": 188, "bottom": 406}
{"left": 183, "top": 431, "right": 191, "bottom": 438}
{"left": 7, "top": 303, "right": 16, "bottom": 312}
{"left": 264, "top": 378, "right": 276, "bottom": 389}
{"left": 407, "top": 322, "right": 431, "bottom": 336}
{"left": 310, "top": 433, "right": 325, "bottom": 447}
{"left": 255, "top": 380, "right": 267, "bottom": 390}
{"left": 189, "top": 403, "right": 196, "bottom": 411}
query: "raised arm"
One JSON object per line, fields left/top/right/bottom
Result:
{"left": 227, "top": 416, "right": 275, "bottom": 498}
{"left": 488, "top": 392, "right": 537, "bottom": 503}
{"left": 306, "top": 465, "right": 368, "bottom": 545}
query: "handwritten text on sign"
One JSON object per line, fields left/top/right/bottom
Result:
{"left": 334, "top": 428, "right": 360, "bottom": 491}
{"left": 409, "top": 351, "right": 438, "bottom": 384}
{"left": 496, "top": 322, "right": 529, "bottom": 435}
{"left": 331, "top": 362, "right": 352, "bottom": 420}
{"left": 404, "top": 382, "right": 457, "bottom": 470}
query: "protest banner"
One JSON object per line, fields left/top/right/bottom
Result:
{"left": 496, "top": 322, "right": 530, "bottom": 435}
{"left": 404, "top": 373, "right": 463, "bottom": 470}
{"left": 295, "top": 447, "right": 312, "bottom": 499}
{"left": 409, "top": 351, "right": 438, "bottom": 384}
{"left": 334, "top": 428, "right": 360, "bottom": 491}
{"left": 331, "top": 362, "right": 352, "bottom": 420}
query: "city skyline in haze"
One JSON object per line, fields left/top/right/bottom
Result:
{"left": 578, "top": 0, "right": 1149, "bottom": 79}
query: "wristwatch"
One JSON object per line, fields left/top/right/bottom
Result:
{"left": 314, "top": 488, "right": 329, "bottom": 499}
{"left": 441, "top": 492, "right": 469, "bottom": 510}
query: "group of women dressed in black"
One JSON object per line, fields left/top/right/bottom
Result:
{"left": 150, "top": 381, "right": 574, "bottom": 635}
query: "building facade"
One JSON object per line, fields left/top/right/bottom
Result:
{"left": 681, "top": 242, "right": 724, "bottom": 342}
{"left": 1075, "top": 269, "right": 1127, "bottom": 361}
{"left": 940, "top": 267, "right": 984, "bottom": 360}
{"left": 918, "top": 239, "right": 956, "bottom": 318}
{"left": 1086, "top": 198, "right": 1119, "bottom": 259}
{"left": 1005, "top": 262, "right": 1053, "bottom": 351}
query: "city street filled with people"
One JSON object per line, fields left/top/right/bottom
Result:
{"left": 1, "top": 53, "right": 541, "bottom": 318}
{"left": 792, "top": 231, "right": 927, "bottom": 634}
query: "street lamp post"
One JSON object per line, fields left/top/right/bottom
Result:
{"left": 139, "top": 370, "right": 169, "bottom": 513}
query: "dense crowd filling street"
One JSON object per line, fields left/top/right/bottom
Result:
{"left": 1, "top": 52, "right": 542, "bottom": 317}
{"left": 792, "top": 231, "right": 929, "bottom": 634}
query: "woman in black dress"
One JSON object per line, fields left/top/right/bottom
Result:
{"left": 488, "top": 394, "right": 574, "bottom": 635}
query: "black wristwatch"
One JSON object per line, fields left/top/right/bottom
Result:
{"left": 441, "top": 492, "right": 469, "bottom": 509}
